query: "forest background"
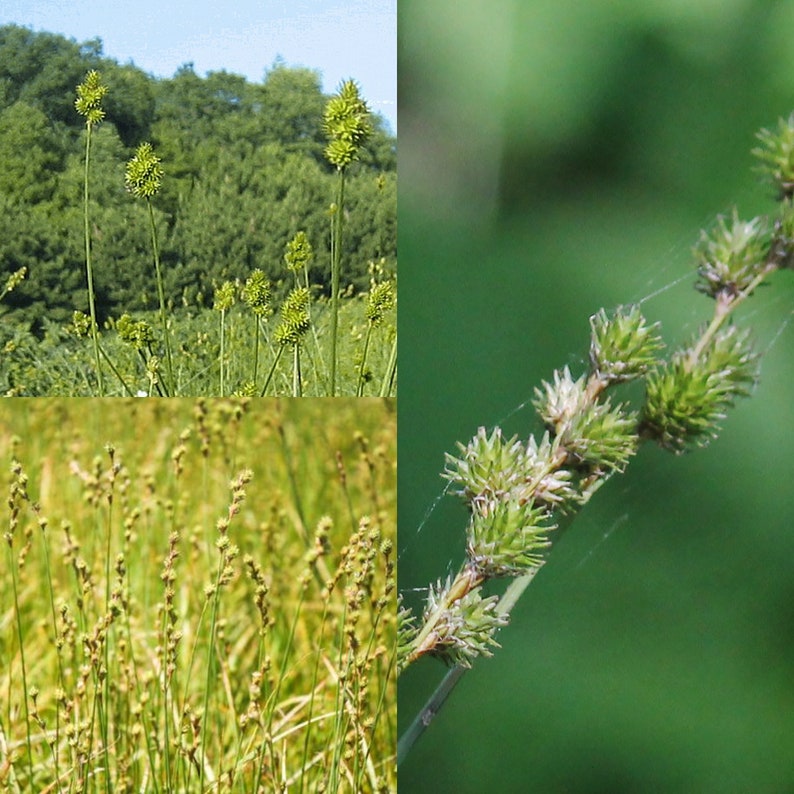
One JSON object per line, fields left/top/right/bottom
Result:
{"left": 0, "top": 24, "right": 396, "bottom": 336}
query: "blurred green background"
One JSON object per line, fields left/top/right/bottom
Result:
{"left": 398, "top": 1, "right": 794, "bottom": 791}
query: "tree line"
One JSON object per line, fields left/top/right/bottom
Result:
{"left": 0, "top": 24, "right": 396, "bottom": 332}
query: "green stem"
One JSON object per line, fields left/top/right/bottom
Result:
{"left": 259, "top": 344, "right": 285, "bottom": 396}
{"left": 266, "top": 588, "right": 306, "bottom": 783}
{"left": 298, "top": 598, "right": 331, "bottom": 794}
{"left": 292, "top": 344, "right": 302, "bottom": 397}
{"left": 102, "top": 482, "right": 114, "bottom": 794}
{"left": 397, "top": 664, "right": 465, "bottom": 768}
{"left": 98, "top": 343, "right": 135, "bottom": 396}
{"left": 356, "top": 323, "right": 374, "bottom": 396}
{"left": 687, "top": 265, "right": 775, "bottom": 366}
{"left": 329, "top": 168, "right": 347, "bottom": 395}
{"left": 7, "top": 550, "right": 34, "bottom": 785}
{"left": 304, "top": 264, "right": 329, "bottom": 391}
{"left": 147, "top": 199, "right": 175, "bottom": 396}
{"left": 83, "top": 123, "right": 104, "bottom": 396}
{"left": 219, "top": 308, "right": 226, "bottom": 397}
{"left": 161, "top": 591, "right": 172, "bottom": 790}
{"left": 39, "top": 524, "right": 64, "bottom": 787}
{"left": 199, "top": 555, "right": 226, "bottom": 792}
{"left": 379, "top": 333, "right": 398, "bottom": 397}
{"left": 252, "top": 315, "right": 261, "bottom": 384}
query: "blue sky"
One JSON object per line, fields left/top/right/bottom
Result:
{"left": 1, "top": 0, "right": 396, "bottom": 133}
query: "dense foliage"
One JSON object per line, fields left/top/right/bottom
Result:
{"left": 0, "top": 24, "right": 396, "bottom": 333}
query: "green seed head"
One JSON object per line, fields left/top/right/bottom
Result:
{"left": 125, "top": 142, "right": 164, "bottom": 199}
{"left": 75, "top": 70, "right": 108, "bottom": 127}
{"left": 213, "top": 281, "right": 237, "bottom": 312}
{"left": 274, "top": 287, "right": 311, "bottom": 346}
{"left": 284, "top": 231, "right": 314, "bottom": 273}
{"left": 323, "top": 79, "right": 373, "bottom": 169}
{"left": 242, "top": 269, "right": 272, "bottom": 317}
{"left": 366, "top": 280, "right": 395, "bottom": 326}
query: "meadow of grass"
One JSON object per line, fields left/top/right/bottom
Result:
{"left": 1, "top": 293, "right": 396, "bottom": 398}
{"left": 0, "top": 397, "right": 396, "bottom": 792}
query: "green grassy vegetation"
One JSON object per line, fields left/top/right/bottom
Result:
{"left": 2, "top": 285, "right": 396, "bottom": 397}
{"left": 0, "top": 398, "right": 396, "bottom": 791}
{"left": 0, "top": 26, "right": 397, "bottom": 396}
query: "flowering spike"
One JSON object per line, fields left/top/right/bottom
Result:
{"left": 75, "top": 70, "right": 108, "bottom": 126}
{"left": 242, "top": 270, "right": 272, "bottom": 317}
{"left": 274, "top": 287, "right": 311, "bottom": 347}
{"left": 366, "top": 280, "right": 395, "bottom": 326}
{"left": 753, "top": 113, "right": 794, "bottom": 199}
{"left": 694, "top": 211, "right": 770, "bottom": 299}
{"left": 641, "top": 325, "right": 759, "bottom": 453}
{"left": 116, "top": 314, "right": 155, "bottom": 350}
{"left": 589, "top": 305, "right": 664, "bottom": 383}
{"left": 284, "top": 231, "right": 314, "bottom": 273}
{"left": 420, "top": 577, "right": 508, "bottom": 668}
{"left": 466, "top": 498, "right": 554, "bottom": 578}
{"left": 125, "top": 142, "right": 164, "bottom": 199}
{"left": 323, "top": 79, "right": 373, "bottom": 169}
{"left": 213, "top": 281, "right": 237, "bottom": 312}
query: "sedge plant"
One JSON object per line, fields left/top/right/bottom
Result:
{"left": 323, "top": 80, "right": 373, "bottom": 395}
{"left": 358, "top": 272, "right": 396, "bottom": 397}
{"left": 74, "top": 70, "right": 108, "bottom": 396}
{"left": 285, "top": 230, "right": 330, "bottom": 391}
{"left": 115, "top": 313, "right": 164, "bottom": 395}
{"left": 259, "top": 239, "right": 314, "bottom": 396}
{"left": 124, "top": 141, "right": 175, "bottom": 396}
{"left": 397, "top": 112, "right": 794, "bottom": 765}
{"left": 241, "top": 269, "right": 272, "bottom": 386}
{"left": 213, "top": 280, "right": 237, "bottom": 396}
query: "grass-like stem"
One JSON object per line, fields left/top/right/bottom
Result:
{"left": 147, "top": 199, "right": 175, "bottom": 396}
{"left": 329, "top": 170, "right": 347, "bottom": 396}
{"left": 82, "top": 124, "right": 104, "bottom": 396}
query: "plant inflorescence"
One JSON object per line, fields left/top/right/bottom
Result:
{"left": 75, "top": 69, "right": 109, "bottom": 396}
{"left": 323, "top": 80, "right": 376, "bottom": 396}
{"left": 397, "top": 112, "right": 794, "bottom": 764}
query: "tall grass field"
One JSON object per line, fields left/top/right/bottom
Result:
{"left": 2, "top": 295, "right": 396, "bottom": 399}
{"left": 0, "top": 398, "right": 396, "bottom": 792}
